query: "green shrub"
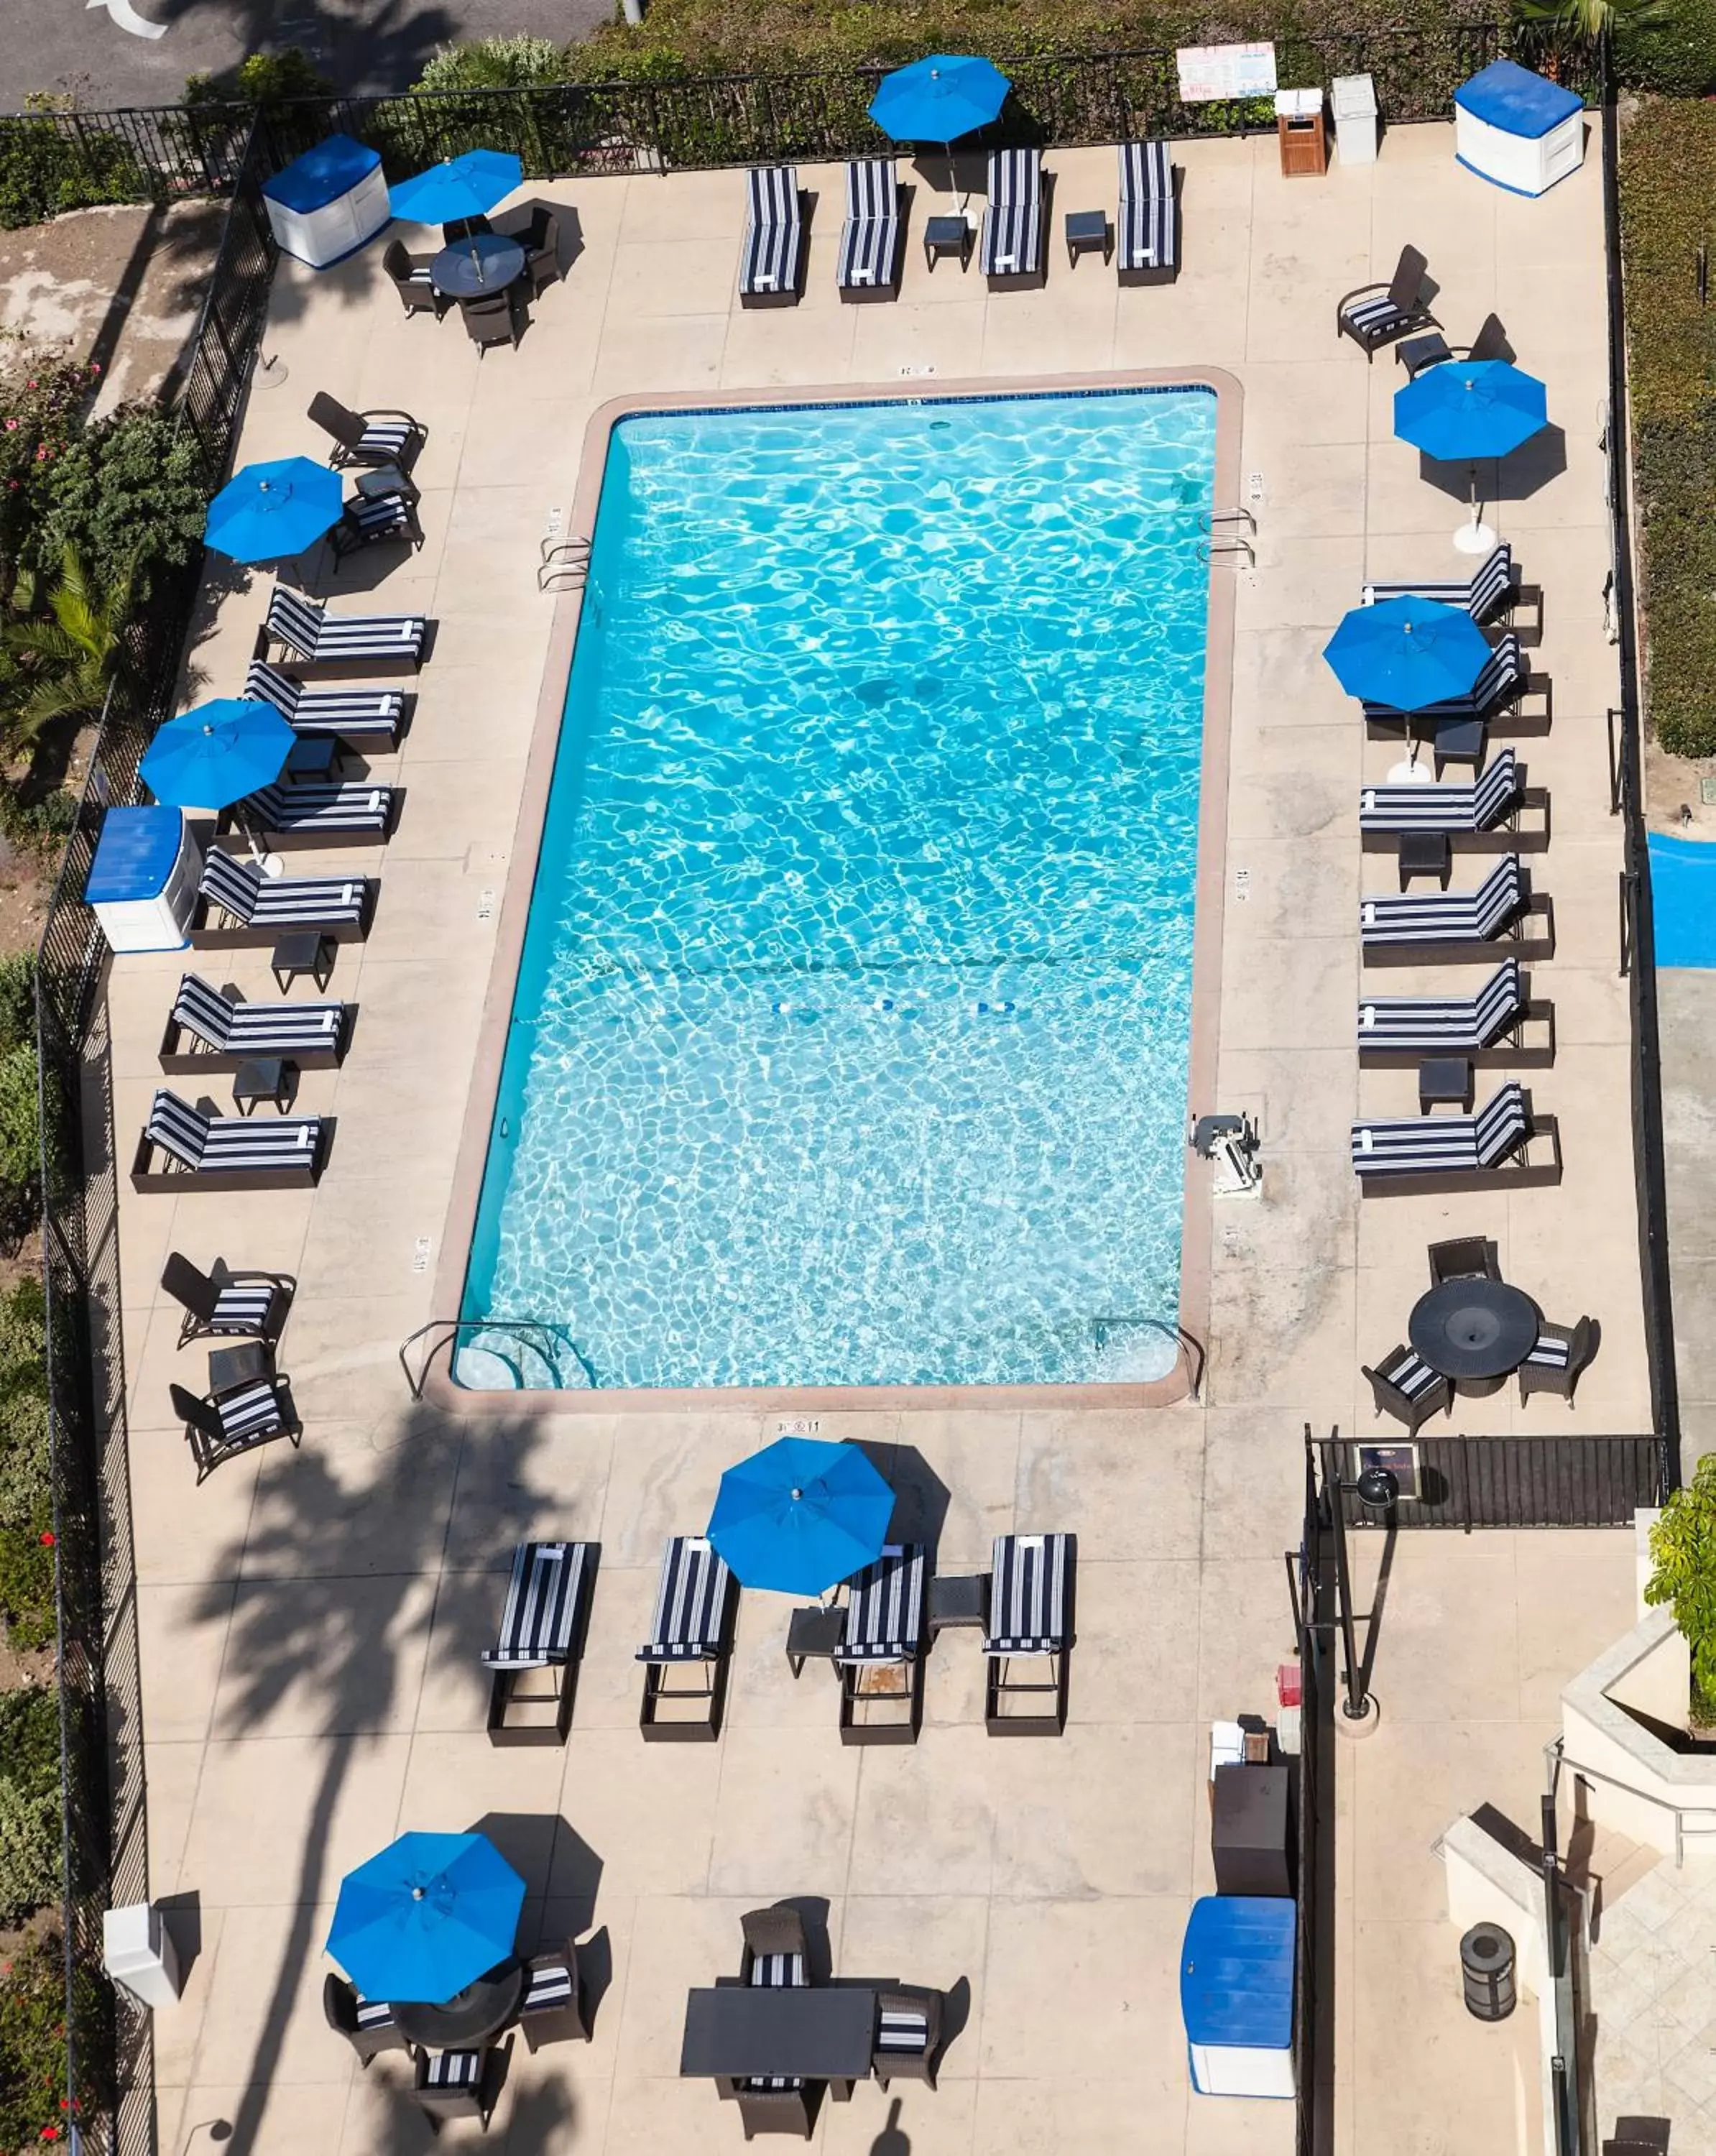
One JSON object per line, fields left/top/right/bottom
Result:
{"left": 0, "top": 1279, "right": 52, "bottom": 1651}
{"left": 183, "top": 47, "right": 333, "bottom": 109}
{"left": 1618, "top": 98, "right": 1716, "bottom": 756}
{"left": 413, "top": 34, "right": 571, "bottom": 92}
{"left": 0, "top": 1935, "right": 69, "bottom": 2150}
{"left": 0, "top": 101, "right": 152, "bottom": 233}
{"left": 1647, "top": 1451, "right": 1716, "bottom": 1698}
{"left": 0, "top": 1687, "right": 61, "bottom": 1923}
{"left": 35, "top": 411, "right": 206, "bottom": 601}
{"left": 1616, "top": 0, "right": 1716, "bottom": 92}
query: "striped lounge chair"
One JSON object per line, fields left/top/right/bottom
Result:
{"left": 306, "top": 392, "right": 425, "bottom": 473}
{"left": 1350, "top": 1079, "right": 1561, "bottom": 1196}
{"left": 1360, "top": 854, "right": 1551, "bottom": 967}
{"left": 323, "top": 1973, "right": 406, "bottom": 2065}
{"left": 834, "top": 1543, "right": 927, "bottom": 1745}
{"left": 245, "top": 661, "right": 404, "bottom": 747}
{"left": 983, "top": 1531, "right": 1074, "bottom": 1736}
{"left": 191, "top": 849, "right": 374, "bottom": 947}
{"left": 836, "top": 159, "right": 903, "bottom": 302}
{"left": 1357, "top": 959, "right": 1544, "bottom": 1064}
{"left": 1117, "top": 140, "right": 1177, "bottom": 285}
{"left": 222, "top": 779, "right": 398, "bottom": 848}
{"left": 738, "top": 165, "right": 806, "bottom": 307}
{"left": 260, "top": 585, "right": 428, "bottom": 675}
{"left": 132, "top": 1089, "right": 331, "bottom": 1193}
{"left": 979, "top": 147, "right": 1045, "bottom": 288}
{"left": 740, "top": 1902, "right": 808, "bottom": 1989}
{"left": 519, "top": 1940, "right": 589, "bottom": 2050}
{"left": 1358, "top": 748, "right": 1542, "bottom": 855}
{"left": 1361, "top": 632, "right": 1531, "bottom": 731}
{"left": 1337, "top": 244, "right": 1435, "bottom": 360}
{"left": 1362, "top": 1344, "right": 1451, "bottom": 1435}
{"left": 160, "top": 973, "right": 351, "bottom": 1073}
{"left": 636, "top": 1534, "right": 739, "bottom": 1740}
{"left": 482, "top": 1539, "right": 598, "bottom": 1746}
{"left": 160, "top": 1251, "right": 292, "bottom": 1349}
{"left": 1363, "top": 542, "right": 1516, "bottom": 624}
{"left": 169, "top": 1371, "right": 300, "bottom": 1481}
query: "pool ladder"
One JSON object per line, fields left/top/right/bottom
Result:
{"left": 539, "top": 533, "right": 592, "bottom": 592}
{"left": 1198, "top": 506, "right": 1257, "bottom": 567}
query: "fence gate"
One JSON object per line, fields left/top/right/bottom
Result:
{"left": 1334, "top": 1434, "right": 1665, "bottom": 1531}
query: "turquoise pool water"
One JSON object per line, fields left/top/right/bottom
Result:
{"left": 460, "top": 389, "right": 1217, "bottom": 1391}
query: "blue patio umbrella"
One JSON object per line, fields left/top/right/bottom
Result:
{"left": 388, "top": 148, "right": 525, "bottom": 227}
{"left": 708, "top": 1437, "right": 894, "bottom": 1598}
{"left": 204, "top": 456, "right": 342, "bottom": 564}
{"left": 1322, "top": 596, "right": 1491, "bottom": 711}
{"left": 868, "top": 55, "right": 1011, "bottom": 210}
{"left": 327, "top": 1832, "right": 526, "bottom": 2005}
{"left": 138, "top": 698, "right": 293, "bottom": 808}
{"left": 1393, "top": 359, "right": 1550, "bottom": 555}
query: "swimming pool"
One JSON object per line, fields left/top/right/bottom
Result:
{"left": 459, "top": 387, "right": 1219, "bottom": 1391}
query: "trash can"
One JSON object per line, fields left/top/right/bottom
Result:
{"left": 1332, "top": 75, "right": 1379, "bottom": 165}
{"left": 103, "top": 1903, "right": 183, "bottom": 2009}
{"left": 1459, "top": 1922, "right": 1516, "bottom": 2021}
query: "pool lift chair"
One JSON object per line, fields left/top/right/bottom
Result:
{"left": 1191, "top": 1111, "right": 1261, "bottom": 1197}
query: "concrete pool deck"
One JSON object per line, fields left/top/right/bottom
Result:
{"left": 98, "top": 125, "right": 1648, "bottom": 2155}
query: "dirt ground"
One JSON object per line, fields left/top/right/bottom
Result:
{"left": 0, "top": 197, "right": 226, "bottom": 413}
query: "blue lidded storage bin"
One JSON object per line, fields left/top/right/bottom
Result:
{"left": 86, "top": 806, "right": 198, "bottom": 953}
{"left": 262, "top": 133, "right": 391, "bottom": 268}
{"left": 1454, "top": 60, "right": 1585, "bottom": 197}
{"left": 1180, "top": 1895, "right": 1296, "bottom": 2098}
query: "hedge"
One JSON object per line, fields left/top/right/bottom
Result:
{"left": 1618, "top": 97, "right": 1716, "bottom": 758}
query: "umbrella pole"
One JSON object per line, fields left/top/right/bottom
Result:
{"left": 1454, "top": 459, "right": 1498, "bottom": 557}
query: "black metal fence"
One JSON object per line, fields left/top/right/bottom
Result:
{"left": 34, "top": 116, "right": 276, "bottom": 2156}
{"left": 1291, "top": 1452, "right": 1335, "bottom": 2156}
{"left": 1336, "top": 1434, "right": 1666, "bottom": 1530}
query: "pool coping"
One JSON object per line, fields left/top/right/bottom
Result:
{"left": 428, "top": 367, "right": 1242, "bottom": 1414}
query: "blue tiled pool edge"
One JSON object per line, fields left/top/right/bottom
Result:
{"left": 433, "top": 370, "right": 1243, "bottom": 1409}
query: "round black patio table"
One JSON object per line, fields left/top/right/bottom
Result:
{"left": 1408, "top": 1279, "right": 1540, "bottom": 1383}
{"left": 388, "top": 1961, "right": 525, "bottom": 2048}
{"left": 430, "top": 233, "right": 526, "bottom": 300}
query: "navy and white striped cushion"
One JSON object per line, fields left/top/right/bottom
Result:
{"left": 1357, "top": 959, "right": 1522, "bottom": 1053}
{"left": 216, "top": 1377, "right": 286, "bottom": 1442}
{"left": 241, "top": 781, "right": 393, "bottom": 837}
{"left": 1363, "top": 543, "right": 1513, "bottom": 622}
{"left": 747, "top": 1953, "right": 806, "bottom": 1987}
{"left": 483, "top": 1542, "right": 586, "bottom": 1668}
{"left": 1359, "top": 747, "right": 1521, "bottom": 837}
{"left": 198, "top": 849, "right": 369, "bottom": 929}
{"left": 1379, "top": 1349, "right": 1441, "bottom": 1401}
{"left": 147, "top": 1089, "right": 322, "bottom": 1176}
{"left": 1350, "top": 1081, "right": 1529, "bottom": 1179}
{"left": 244, "top": 661, "right": 404, "bottom": 737}
{"left": 209, "top": 1281, "right": 277, "bottom": 1334}
{"left": 1362, "top": 635, "right": 1522, "bottom": 722}
{"left": 145, "top": 1089, "right": 210, "bottom": 1168}
{"left": 637, "top": 1537, "right": 736, "bottom": 1661}
{"left": 1524, "top": 1330, "right": 1572, "bottom": 1370}
{"left": 740, "top": 2077, "right": 803, "bottom": 2092}
{"left": 1117, "top": 140, "right": 1175, "bottom": 272}
{"left": 837, "top": 160, "right": 898, "bottom": 288}
{"left": 1361, "top": 855, "right": 1524, "bottom": 949}
{"left": 1343, "top": 292, "right": 1408, "bottom": 336}
{"left": 354, "top": 1994, "right": 394, "bottom": 2030}
{"left": 985, "top": 1533, "right": 1069, "bottom": 1655}
{"left": 876, "top": 2008, "right": 929, "bottom": 2053}
{"left": 836, "top": 1544, "right": 925, "bottom": 1664}
{"left": 343, "top": 492, "right": 415, "bottom": 542}
{"left": 521, "top": 1958, "right": 573, "bottom": 2011}
{"left": 979, "top": 148, "right": 1042, "bottom": 276}
{"left": 423, "top": 2050, "right": 481, "bottom": 2089}
{"left": 739, "top": 166, "right": 801, "bottom": 295}
{"left": 354, "top": 418, "right": 415, "bottom": 459}
{"left": 265, "top": 585, "right": 425, "bottom": 663}
{"left": 172, "top": 975, "right": 344, "bottom": 1056}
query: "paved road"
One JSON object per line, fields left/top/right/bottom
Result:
{"left": 2, "top": 0, "right": 614, "bottom": 115}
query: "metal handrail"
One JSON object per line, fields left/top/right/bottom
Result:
{"left": 397, "top": 1317, "right": 598, "bottom": 1399}
{"left": 1089, "top": 1314, "right": 1205, "bottom": 1399}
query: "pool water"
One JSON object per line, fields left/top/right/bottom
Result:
{"left": 461, "top": 389, "right": 1217, "bottom": 1391}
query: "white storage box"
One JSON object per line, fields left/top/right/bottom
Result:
{"left": 262, "top": 134, "right": 390, "bottom": 268}
{"left": 103, "top": 1903, "right": 183, "bottom": 2009}
{"left": 1454, "top": 60, "right": 1584, "bottom": 198}
{"left": 86, "top": 806, "right": 198, "bottom": 954}
{"left": 1332, "top": 73, "right": 1378, "bottom": 164}
{"left": 1181, "top": 1896, "right": 1296, "bottom": 2099}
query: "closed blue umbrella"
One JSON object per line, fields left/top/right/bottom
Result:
{"left": 1393, "top": 360, "right": 1549, "bottom": 556}
{"left": 869, "top": 55, "right": 1011, "bottom": 212}
{"left": 139, "top": 698, "right": 293, "bottom": 808}
{"left": 205, "top": 457, "right": 342, "bottom": 563}
{"left": 389, "top": 149, "right": 525, "bottom": 227}
{"left": 328, "top": 1832, "right": 526, "bottom": 2005}
{"left": 1323, "top": 596, "right": 1491, "bottom": 711}
{"left": 708, "top": 1436, "right": 894, "bottom": 1598}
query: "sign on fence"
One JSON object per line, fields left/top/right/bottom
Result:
{"left": 1176, "top": 41, "right": 1278, "bottom": 102}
